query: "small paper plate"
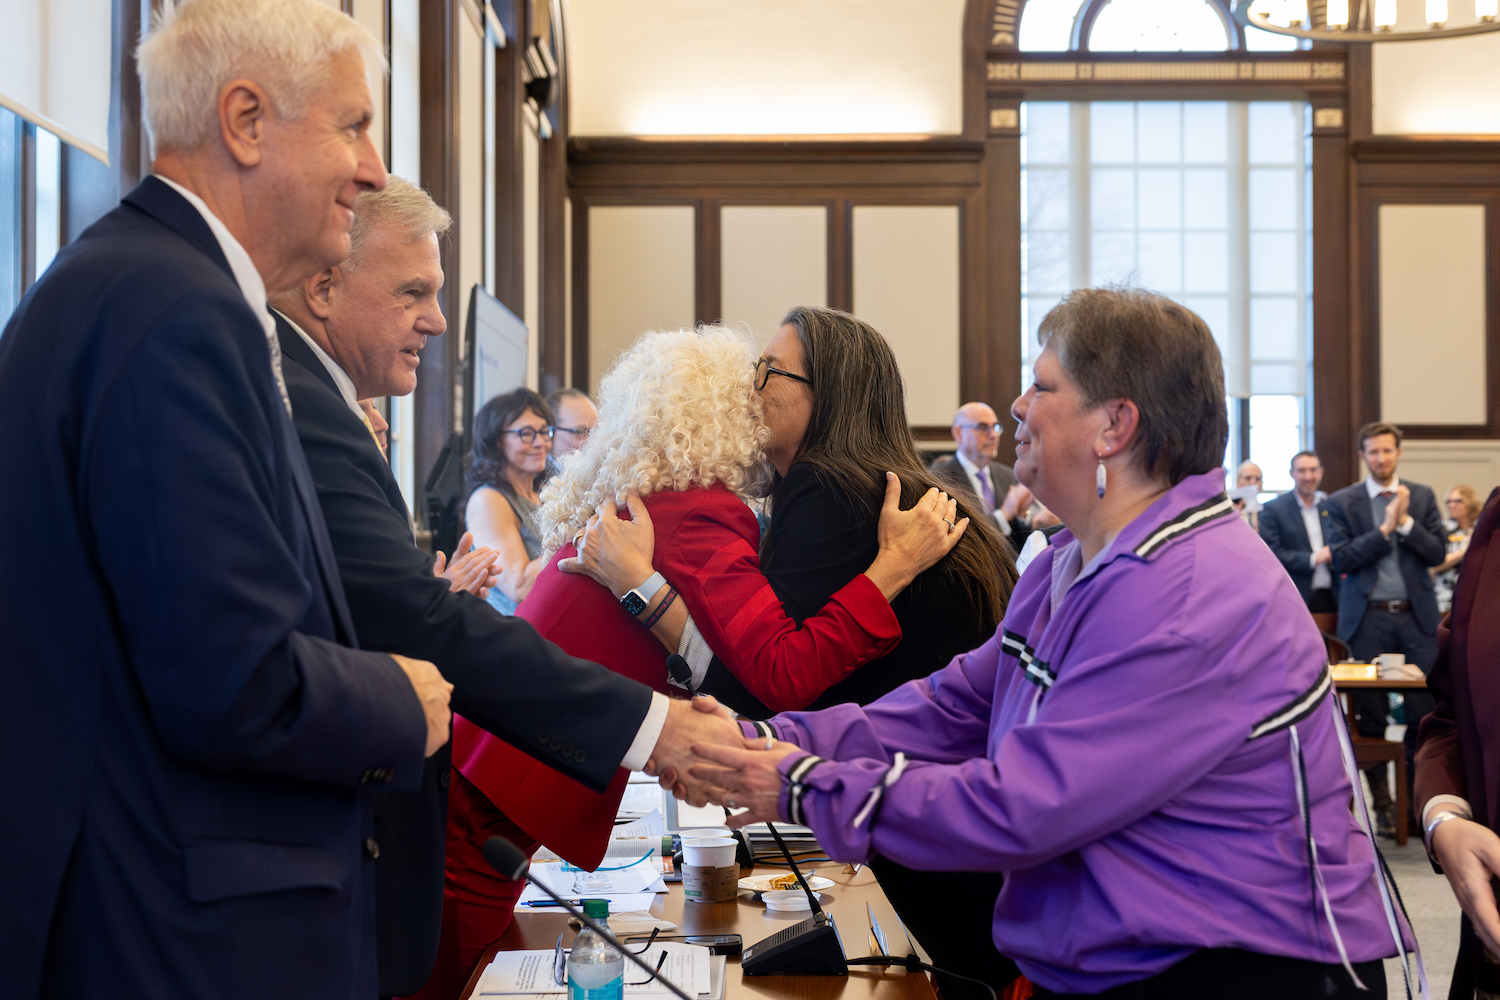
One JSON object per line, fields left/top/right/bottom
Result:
{"left": 738, "top": 874, "right": 835, "bottom": 893}
{"left": 762, "top": 890, "right": 814, "bottom": 911}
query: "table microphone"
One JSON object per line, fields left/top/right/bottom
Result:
{"left": 739, "top": 822, "right": 847, "bottom": 976}
{"left": 482, "top": 836, "right": 698, "bottom": 1000}
{"left": 665, "top": 653, "right": 695, "bottom": 697}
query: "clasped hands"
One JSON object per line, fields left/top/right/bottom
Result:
{"left": 645, "top": 695, "right": 801, "bottom": 827}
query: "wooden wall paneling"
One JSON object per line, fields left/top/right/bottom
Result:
{"left": 1345, "top": 44, "right": 1372, "bottom": 140}
{"left": 537, "top": 1, "right": 570, "bottom": 395}
{"left": 696, "top": 199, "right": 720, "bottom": 326}
{"left": 983, "top": 93, "right": 1022, "bottom": 464}
{"left": 416, "top": 0, "right": 459, "bottom": 488}
{"left": 1310, "top": 113, "right": 1354, "bottom": 487}
{"left": 568, "top": 195, "right": 590, "bottom": 389}
{"left": 492, "top": 0, "right": 525, "bottom": 316}
{"left": 829, "top": 198, "right": 852, "bottom": 312}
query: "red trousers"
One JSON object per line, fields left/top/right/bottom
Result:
{"left": 399, "top": 770, "right": 540, "bottom": 1000}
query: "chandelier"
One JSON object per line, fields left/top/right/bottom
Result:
{"left": 1232, "top": 0, "right": 1500, "bottom": 40}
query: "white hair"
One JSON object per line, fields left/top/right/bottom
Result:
{"left": 345, "top": 176, "right": 452, "bottom": 270}
{"left": 138, "top": 0, "right": 385, "bottom": 155}
{"left": 535, "top": 326, "right": 772, "bottom": 558}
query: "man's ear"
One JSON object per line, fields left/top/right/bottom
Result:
{"left": 217, "top": 79, "right": 273, "bottom": 168}
{"left": 305, "top": 267, "right": 338, "bottom": 321}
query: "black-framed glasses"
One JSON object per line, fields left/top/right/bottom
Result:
{"left": 554, "top": 425, "right": 593, "bottom": 440}
{"left": 753, "top": 358, "right": 813, "bottom": 391}
{"left": 553, "top": 928, "right": 665, "bottom": 987}
{"left": 503, "top": 426, "right": 555, "bottom": 445}
{"left": 955, "top": 422, "right": 1003, "bottom": 436}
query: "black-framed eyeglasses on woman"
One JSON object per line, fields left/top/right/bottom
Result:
{"left": 502, "top": 426, "right": 555, "bottom": 445}
{"left": 753, "top": 357, "right": 813, "bottom": 391}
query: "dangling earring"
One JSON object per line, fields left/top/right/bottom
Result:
{"left": 1096, "top": 456, "right": 1107, "bottom": 499}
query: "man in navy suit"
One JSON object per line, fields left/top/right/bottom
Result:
{"left": 1258, "top": 450, "right": 1337, "bottom": 613}
{"left": 266, "top": 176, "right": 740, "bottom": 996}
{"left": 0, "top": 3, "right": 458, "bottom": 997}
{"left": 1325, "top": 421, "right": 1446, "bottom": 833}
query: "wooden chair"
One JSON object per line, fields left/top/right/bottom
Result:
{"left": 1315, "top": 611, "right": 1410, "bottom": 844}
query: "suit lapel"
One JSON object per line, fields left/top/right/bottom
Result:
{"left": 121, "top": 177, "right": 236, "bottom": 283}
{"left": 274, "top": 315, "right": 343, "bottom": 398}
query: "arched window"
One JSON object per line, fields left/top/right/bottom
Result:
{"left": 1016, "top": 0, "right": 1302, "bottom": 51}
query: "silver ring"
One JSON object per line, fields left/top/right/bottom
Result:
{"left": 943, "top": 517, "right": 956, "bottom": 532}
{"left": 727, "top": 795, "right": 737, "bottom": 810}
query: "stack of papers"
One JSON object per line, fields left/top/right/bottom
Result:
{"left": 517, "top": 859, "right": 667, "bottom": 913}
{"left": 475, "top": 943, "right": 725, "bottom": 1000}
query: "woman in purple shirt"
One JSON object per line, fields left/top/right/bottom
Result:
{"left": 684, "top": 288, "right": 1417, "bottom": 999}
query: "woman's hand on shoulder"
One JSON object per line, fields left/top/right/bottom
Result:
{"left": 864, "top": 472, "right": 967, "bottom": 602}
{"left": 557, "top": 494, "right": 659, "bottom": 598}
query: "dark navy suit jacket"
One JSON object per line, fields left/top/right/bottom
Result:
{"left": 1323, "top": 478, "right": 1446, "bottom": 641}
{"left": 0, "top": 177, "right": 427, "bottom": 1000}
{"left": 275, "top": 317, "right": 654, "bottom": 995}
{"left": 1258, "top": 491, "right": 1336, "bottom": 605}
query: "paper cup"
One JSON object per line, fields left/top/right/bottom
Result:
{"left": 1379, "top": 652, "right": 1406, "bottom": 677}
{"left": 678, "top": 829, "right": 727, "bottom": 842}
{"left": 762, "top": 889, "right": 813, "bottom": 911}
{"left": 682, "top": 838, "right": 737, "bottom": 868}
{"left": 682, "top": 863, "right": 739, "bottom": 902}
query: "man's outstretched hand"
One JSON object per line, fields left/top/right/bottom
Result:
{"left": 646, "top": 696, "right": 744, "bottom": 807}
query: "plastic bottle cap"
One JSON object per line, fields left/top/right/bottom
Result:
{"left": 581, "top": 898, "right": 610, "bottom": 919}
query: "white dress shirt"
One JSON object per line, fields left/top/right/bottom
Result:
{"left": 271, "top": 310, "right": 367, "bottom": 423}
{"left": 157, "top": 177, "right": 671, "bottom": 770}
{"left": 153, "top": 175, "right": 291, "bottom": 416}
{"left": 1295, "top": 490, "right": 1332, "bottom": 591}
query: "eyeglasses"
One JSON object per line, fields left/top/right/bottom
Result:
{"left": 553, "top": 928, "right": 666, "bottom": 987}
{"left": 753, "top": 358, "right": 813, "bottom": 392}
{"left": 503, "top": 426, "right": 555, "bottom": 445}
{"left": 956, "top": 422, "right": 1003, "bottom": 436}
{"left": 554, "top": 425, "right": 593, "bottom": 440}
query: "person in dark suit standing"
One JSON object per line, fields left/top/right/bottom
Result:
{"left": 931, "top": 401, "right": 1055, "bottom": 554}
{"left": 1258, "top": 450, "right": 1337, "bottom": 614}
{"left": 0, "top": 2, "right": 457, "bottom": 997}
{"left": 1415, "top": 488, "right": 1500, "bottom": 999}
{"left": 1325, "top": 421, "right": 1446, "bottom": 834}
{"left": 267, "top": 176, "right": 744, "bottom": 998}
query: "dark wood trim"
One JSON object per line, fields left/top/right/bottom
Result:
{"left": 982, "top": 128, "right": 1021, "bottom": 464}
{"left": 114, "top": 0, "right": 148, "bottom": 194}
{"left": 911, "top": 425, "right": 958, "bottom": 442}
{"left": 492, "top": 0, "right": 525, "bottom": 316}
{"left": 1310, "top": 129, "right": 1354, "bottom": 487}
{"left": 569, "top": 195, "right": 590, "bottom": 389}
{"left": 696, "top": 200, "right": 720, "bottom": 326}
{"left": 829, "top": 198, "right": 851, "bottom": 312}
{"left": 962, "top": 0, "right": 988, "bottom": 138}
{"left": 416, "top": 0, "right": 459, "bottom": 491}
{"left": 537, "top": 0, "right": 570, "bottom": 395}
{"left": 1345, "top": 44, "right": 1372, "bottom": 141}
{"left": 383, "top": 0, "right": 393, "bottom": 170}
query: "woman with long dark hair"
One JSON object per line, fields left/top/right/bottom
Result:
{"left": 465, "top": 388, "right": 554, "bottom": 614}
{"left": 570, "top": 306, "right": 1019, "bottom": 996}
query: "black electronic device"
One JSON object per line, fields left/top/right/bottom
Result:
{"left": 665, "top": 653, "right": 695, "bottom": 697}
{"left": 483, "top": 837, "right": 697, "bottom": 1000}
{"left": 739, "top": 822, "right": 847, "bottom": 976}
{"left": 634, "top": 934, "right": 742, "bottom": 956}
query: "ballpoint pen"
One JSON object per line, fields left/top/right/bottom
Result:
{"left": 522, "top": 898, "right": 582, "bottom": 907}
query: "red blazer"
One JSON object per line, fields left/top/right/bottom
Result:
{"left": 450, "top": 484, "right": 899, "bottom": 869}
{"left": 1415, "top": 487, "right": 1500, "bottom": 997}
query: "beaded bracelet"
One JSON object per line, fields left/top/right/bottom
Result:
{"left": 641, "top": 587, "right": 678, "bottom": 629}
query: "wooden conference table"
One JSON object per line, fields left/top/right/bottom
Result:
{"left": 460, "top": 864, "right": 940, "bottom": 1000}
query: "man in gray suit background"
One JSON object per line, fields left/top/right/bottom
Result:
{"left": 930, "top": 401, "right": 1055, "bottom": 553}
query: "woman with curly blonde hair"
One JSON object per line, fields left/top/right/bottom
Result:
{"left": 429, "top": 326, "right": 962, "bottom": 999}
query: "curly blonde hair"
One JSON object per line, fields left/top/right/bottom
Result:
{"left": 536, "top": 326, "right": 771, "bottom": 557}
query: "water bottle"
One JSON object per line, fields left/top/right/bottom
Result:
{"left": 567, "top": 898, "right": 624, "bottom": 1000}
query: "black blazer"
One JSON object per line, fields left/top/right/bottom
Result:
{"left": 275, "top": 318, "right": 654, "bottom": 994}
{"left": 1258, "top": 491, "right": 1336, "bottom": 605}
{"left": 1323, "top": 479, "right": 1446, "bottom": 641}
{"left": 929, "top": 455, "right": 1031, "bottom": 552}
{"left": 0, "top": 177, "right": 427, "bottom": 1000}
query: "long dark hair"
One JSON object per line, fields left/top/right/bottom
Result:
{"left": 467, "top": 387, "right": 555, "bottom": 497}
{"left": 770, "top": 306, "right": 1015, "bottom": 628}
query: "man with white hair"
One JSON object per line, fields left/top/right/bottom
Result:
{"left": 268, "top": 177, "right": 741, "bottom": 996}
{"left": 0, "top": 2, "right": 453, "bottom": 997}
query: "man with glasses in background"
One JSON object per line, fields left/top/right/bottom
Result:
{"left": 547, "top": 387, "right": 599, "bottom": 461}
{"left": 932, "top": 401, "right": 1053, "bottom": 554}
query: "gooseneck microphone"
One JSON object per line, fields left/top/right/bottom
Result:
{"left": 665, "top": 653, "right": 696, "bottom": 697}
{"left": 738, "top": 822, "right": 847, "bottom": 976}
{"left": 482, "top": 836, "right": 697, "bottom": 1000}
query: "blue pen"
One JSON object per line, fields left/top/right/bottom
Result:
{"left": 522, "top": 898, "right": 581, "bottom": 907}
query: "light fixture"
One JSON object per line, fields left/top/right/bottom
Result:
{"left": 1234, "top": 0, "right": 1500, "bottom": 39}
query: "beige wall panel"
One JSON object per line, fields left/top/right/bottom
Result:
{"left": 720, "top": 206, "right": 828, "bottom": 344}
{"left": 587, "top": 206, "right": 696, "bottom": 392}
{"left": 565, "top": 0, "right": 965, "bottom": 136}
{"left": 388, "top": 0, "right": 421, "bottom": 182}
{"left": 1383, "top": 440, "right": 1500, "bottom": 504}
{"left": 851, "top": 206, "right": 961, "bottom": 426}
{"left": 1378, "top": 204, "right": 1487, "bottom": 426}
{"left": 349, "top": 0, "right": 387, "bottom": 160}
{"left": 1373, "top": 34, "right": 1500, "bottom": 134}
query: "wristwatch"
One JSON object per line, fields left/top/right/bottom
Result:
{"left": 620, "top": 571, "right": 666, "bottom": 617}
